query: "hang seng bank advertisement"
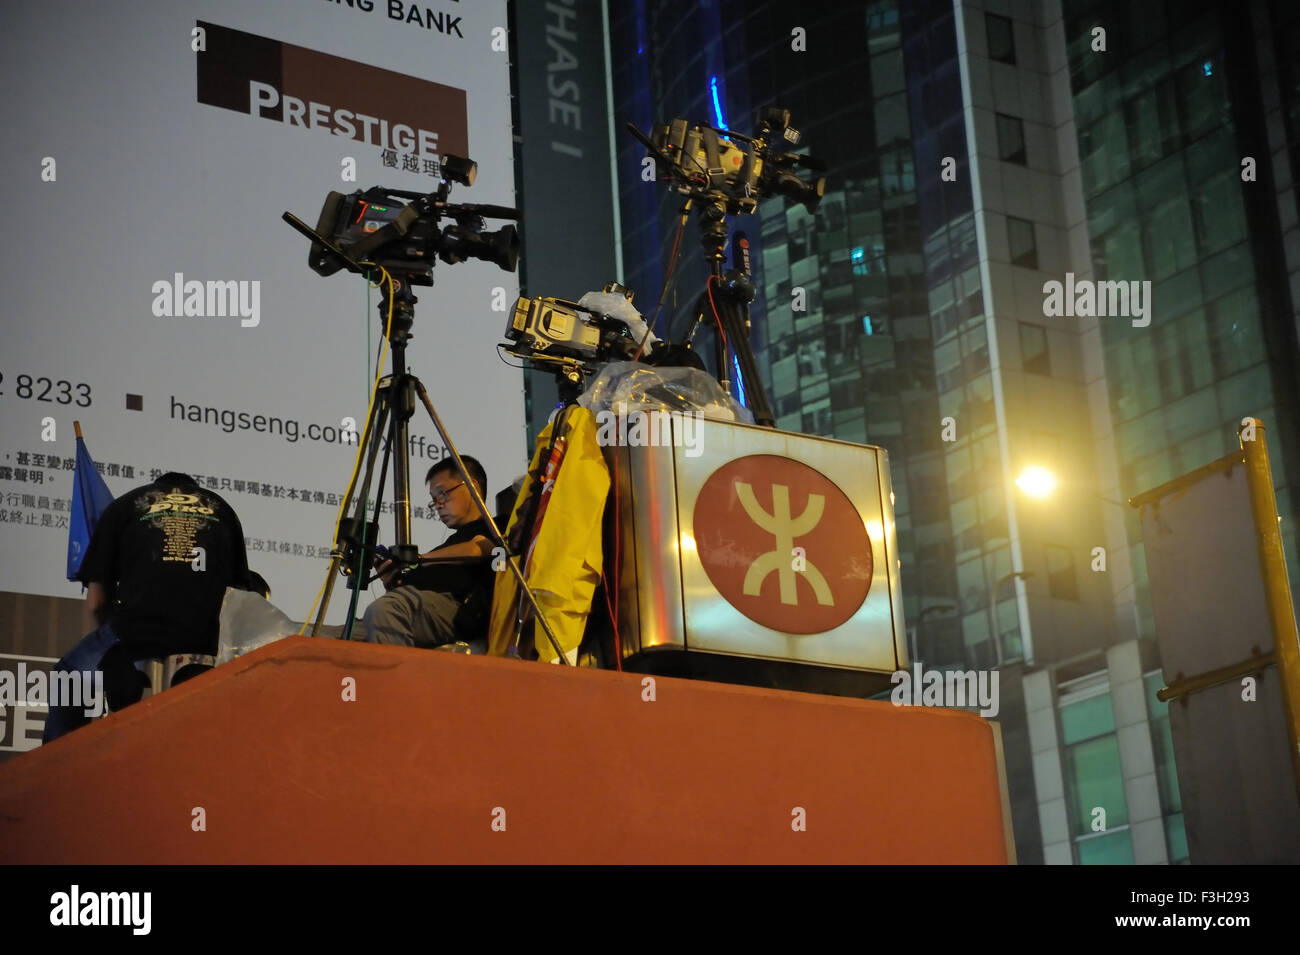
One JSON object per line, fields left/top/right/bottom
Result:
{"left": 0, "top": 1, "right": 522, "bottom": 622}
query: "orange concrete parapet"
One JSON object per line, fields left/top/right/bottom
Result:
{"left": 0, "top": 637, "right": 1013, "bottom": 863}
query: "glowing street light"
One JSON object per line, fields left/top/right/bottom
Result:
{"left": 1015, "top": 465, "right": 1057, "bottom": 499}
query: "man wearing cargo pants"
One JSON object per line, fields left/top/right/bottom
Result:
{"left": 360, "top": 456, "right": 494, "bottom": 650}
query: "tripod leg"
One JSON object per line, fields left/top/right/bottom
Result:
{"left": 309, "top": 390, "right": 392, "bottom": 636}
{"left": 681, "top": 291, "right": 709, "bottom": 351}
{"left": 388, "top": 376, "right": 416, "bottom": 550}
{"left": 412, "top": 380, "right": 572, "bottom": 664}
{"left": 338, "top": 396, "right": 398, "bottom": 640}
{"left": 717, "top": 296, "right": 775, "bottom": 426}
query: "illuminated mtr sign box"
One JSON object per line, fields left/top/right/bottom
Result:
{"left": 603, "top": 416, "right": 906, "bottom": 695}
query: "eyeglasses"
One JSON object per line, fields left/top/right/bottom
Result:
{"left": 429, "top": 481, "right": 465, "bottom": 507}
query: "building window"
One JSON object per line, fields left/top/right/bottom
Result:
{"left": 986, "top": 12, "right": 1016, "bottom": 65}
{"left": 1046, "top": 545, "right": 1078, "bottom": 600}
{"left": 1019, "top": 322, "right": 1050, "bottom": 375}
{"left": 1007, "top": 216, "right": 1038, "bottom": 269}
{"left": 996, "top": 113, "right": 1027, "bottom": 165}
{"left": 1060, "top": 682, "right": 1134, "bottom": 864}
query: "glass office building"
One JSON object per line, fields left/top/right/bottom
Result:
{"left": 539, "top": 0, "right": 1300, "bottom": 862}
{"left": 1064, "top": 0, "right": 1300, "bottom": 634}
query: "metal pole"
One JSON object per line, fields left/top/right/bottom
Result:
{"left": 1157, "top": 648, "right": 1276, "bottom": 704}
{"left": 1239, "top": 417, "right": 1300, "bottom": 803}
{"left": 991, "top": 571, "right": 1033, "bottom": 668}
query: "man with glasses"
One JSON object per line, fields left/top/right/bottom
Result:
{"left": 359, "top": 455, "right": 496, "bottom": 649}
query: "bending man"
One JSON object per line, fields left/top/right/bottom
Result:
{"left": 360, "top": 456, "right": 495, "bottom": 649}
{"left": 44, "top": 471, "right": 250, "bottom": 743}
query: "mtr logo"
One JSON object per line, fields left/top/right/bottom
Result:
{"left": 692, "top": 455, "right": 873, "bottom": 634}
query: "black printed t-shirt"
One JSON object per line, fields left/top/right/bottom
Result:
{"left": 77, "top": 473, "right": 250, "bottom": 657}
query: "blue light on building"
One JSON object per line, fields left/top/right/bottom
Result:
{"left": 709, "top": 75, "right": 728, "bottom": 130}
{"left": 732, "top": 351, "right": 747, "bottom": 407}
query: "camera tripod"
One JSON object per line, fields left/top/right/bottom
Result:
{"left": 626, "top": 110, "right": 826, "bottom": 427}
{"left": 281, "top": 210, "right": 568, "bottom": 661}
{"left": 679, "top": 197, "right": 776, "bottom": 427}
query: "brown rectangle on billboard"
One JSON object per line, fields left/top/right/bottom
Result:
{"left": 280, "top": 44, "right": 467, "bottom": 158}
{"left": 197, "top": 21, "right": 468, "bottom": 159}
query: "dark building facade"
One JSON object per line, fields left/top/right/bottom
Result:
{"left": 511, "top": 0, "right": 1300, "bottom": 863}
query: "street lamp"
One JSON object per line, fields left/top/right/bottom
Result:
{"left": 990, "top": 570, "right": 1034, "bottom": 667}
{"left": 1010, "top": 466, "right": 1136, "bottom": 667}
{"left": 1015, "top": 465, "right": 1057, "bottom": 499}
{"left": 1014, "top": 466, "right": 1130, "bottom": 509}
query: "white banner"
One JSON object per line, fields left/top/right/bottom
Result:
{"left": 0, "top": 0, "right": 522, "bottom": 623}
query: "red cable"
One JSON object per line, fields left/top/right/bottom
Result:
{"left": 705, "top": 274, "right": 728, "bottom": 352}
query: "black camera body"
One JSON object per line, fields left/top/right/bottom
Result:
{"left": 307, "top": 157, "right": 519, "bottom": 284}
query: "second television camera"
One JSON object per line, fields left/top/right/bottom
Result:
{"left": 639, "top": 106, "right": 826, "bottom": 214}
{"left": 504, "top": 282, "right": 651, "bottom": 366}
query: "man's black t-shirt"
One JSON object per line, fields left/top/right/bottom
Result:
{"left": 77, "top": 472, "right": 250, "bottom": 657}
{"left": 399, "top": 519, "right": 493, "bottom": 598}
{"left": 398, "top": 518, "right": 495, "bottom": 634}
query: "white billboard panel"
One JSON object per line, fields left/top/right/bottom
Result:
{"left": 0, "top": 0, "right": 522, "bottom": 623}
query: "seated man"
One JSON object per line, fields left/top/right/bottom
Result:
{"left": 359, "top": 455, "right": 495, "bottom": 649}
{"left": 43, "top": 471, "right": 250, "bottom": 743}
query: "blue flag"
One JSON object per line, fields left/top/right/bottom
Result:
{"left": 67, "top": 424, "right": 116, "bottom": 580}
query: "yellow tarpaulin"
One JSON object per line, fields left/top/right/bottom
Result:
{"left": 487, "top": 406, "right": 609, "bottom": 663}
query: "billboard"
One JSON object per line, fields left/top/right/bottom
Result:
{"left": 0, "top": 0, "right": 522, "bottom": 625}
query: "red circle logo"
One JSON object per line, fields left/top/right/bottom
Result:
{"left": 692, "top": 455, "right": 873, "bottom": 634}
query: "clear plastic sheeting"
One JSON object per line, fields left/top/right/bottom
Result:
{"left": 577, "top": 361, "right": 754, "bottom": 423}
{"left": 216, "top": 587, "right": 298, "bottom": 665}
{"left": 575, "top": 290, "right": 658, "bottom": 350}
